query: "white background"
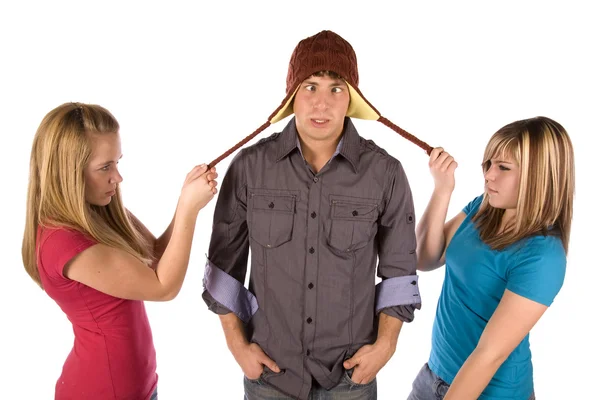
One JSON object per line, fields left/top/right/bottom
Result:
{"left": 1, "top": 1, "right": 598, "bottom": 399}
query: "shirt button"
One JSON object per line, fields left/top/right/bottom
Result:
{"left": 313, "top": 177, "right": 319, "bottom": 183}
{"left": 306, "top": 349, "right": 311, "bottom": 356}
{"left": 268, "top": 202, "right": 275, "bottom": 209}
{"left": 352, "top": 210, "right": 358, "bottom": 216}
{"left": 306, "top": 317, "right": 313, "bottom": 324}
{"left": 309, "top": 247, "right": 315, "bottom": 254}
{"left": 311, "top": 211, "right": 317, "bottom": 219}
{"left": 308, "top": 282, "right": 314, "bottom": 289}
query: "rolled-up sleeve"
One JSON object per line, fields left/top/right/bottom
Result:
{"left": 375, "top": 159, "right": 421, "bottom": 322}
{"left": 202, "top": 151, "right": 257, "bottom": 323}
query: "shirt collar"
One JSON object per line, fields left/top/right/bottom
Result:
{"left": 276, "top": 117, "right": 360, "bottom": 173}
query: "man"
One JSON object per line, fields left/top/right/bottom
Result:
{"left": 202, "top": 30, "right": 422, "bottom": 400}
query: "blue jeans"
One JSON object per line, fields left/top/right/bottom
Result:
{"left": 407, "top": 363, "right": 535, "bottom": 400}
{"left": 244, "top": 370, "right": 377, "bottom": 399}
{"left": 150, "top": 387, "right": 158, "bottom": 400}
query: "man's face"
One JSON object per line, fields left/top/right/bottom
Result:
{"left": 292, "top": 74, "right": 350, "bottom": 143}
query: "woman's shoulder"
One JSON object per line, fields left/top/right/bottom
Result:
{"left": 521, "top": 233, "right": 566, "bottom": 258}
{"left": 37, "top": 224, "right": 97, "bottom": 255}
{"left": 36, "top": 224, "right": 97, "bottom": 279}
{"left": 462, "top": 194, "right": 484, "bottom": 216}
{"left": 38, "top": 224, "right": 90, "bottom": 242}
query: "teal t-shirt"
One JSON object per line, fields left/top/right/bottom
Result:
{"left": 428, "top": 195, "right": 566, "bottom": 399}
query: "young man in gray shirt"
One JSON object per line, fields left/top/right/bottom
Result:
{"left": 203, "top": 30, "right": 429, "bottom": 400}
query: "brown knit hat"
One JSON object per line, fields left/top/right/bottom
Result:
{"left": 209, "top": 30, "right": 432, "bottom": 168}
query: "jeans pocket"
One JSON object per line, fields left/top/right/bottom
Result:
{"left": 262, "top": 365, "right": 285, "bottom": 380}
{"left": 244, "top": 371, "right": 264, "bottom": 384}
{"left": 246, "top": 365, "right": 286, "bottom": 386}
{"left": 343, "top": 369, "right": 376, "bottom": 387}
{"left": 433, "top": 377, "right": 450, "bottom": 399}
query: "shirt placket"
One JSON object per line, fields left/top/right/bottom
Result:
{"left": 303, "top": 170, "right": 322, "bottom": 360}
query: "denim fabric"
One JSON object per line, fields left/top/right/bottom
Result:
{"left": 407, "top": 363, "right": 535, "bottom": 400}
{"left": 244, "top": 369, "right": 377, "bottom": 400}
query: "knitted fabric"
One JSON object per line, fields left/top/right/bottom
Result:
{"left": 209, "top": 30, "right": 432, "bottom": 168}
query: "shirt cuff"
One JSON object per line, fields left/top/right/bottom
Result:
{"left": 375, "top": 275, "right": 421, "bottom": 314}
{"left": 202, "top": 258, "right": 258, "bottom": 323}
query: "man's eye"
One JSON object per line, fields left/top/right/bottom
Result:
{"left": 305, "top": 85, "right": 316, "bottom": 91}
{"left": 332, "top": 87, "right": 343, "bottom": 93}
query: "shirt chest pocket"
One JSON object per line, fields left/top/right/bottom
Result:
{"left": 327, "top": 195, "right": 379, "bottom": 252}
{"left": 249, "top": 192, "right": 296, "bottom": 248}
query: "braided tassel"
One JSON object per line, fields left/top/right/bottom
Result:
{"left": 378, "top": 117, "right": 433, "bottom": 155}
{"left": 208, "top": 121, "right": 272, "bottom": 169}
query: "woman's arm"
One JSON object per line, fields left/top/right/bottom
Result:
{"left": 416, "top": 147, "right": 464, "bottom": 271}
{"left": 128, "top": 210, "right": 176, "bottom": 267}
{"left": 444, "top": 290, "right": 548, "bottom": 399}
{"left": 65, "top": 165, "right": 218, "bottom": 301}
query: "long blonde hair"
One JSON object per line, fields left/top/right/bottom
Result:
{"left": 22, "top": 102, "right": 152, "bottom": 288}
{"left": 473, "top": 116, "right": 574, "bottom": 252}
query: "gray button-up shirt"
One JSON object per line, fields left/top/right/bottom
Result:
{"left": 203, "top": 117, "right": 421, "bottom": 400}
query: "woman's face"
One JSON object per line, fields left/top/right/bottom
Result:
{"left": 484, "top": 154, "right": 521, "bottom": 212}
{"left": 84, "top": 132, "right": 123, "bottom": 206}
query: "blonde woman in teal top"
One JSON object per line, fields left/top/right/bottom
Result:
{"left": 408, "top": 117, "right": 574, "bottom": 400}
